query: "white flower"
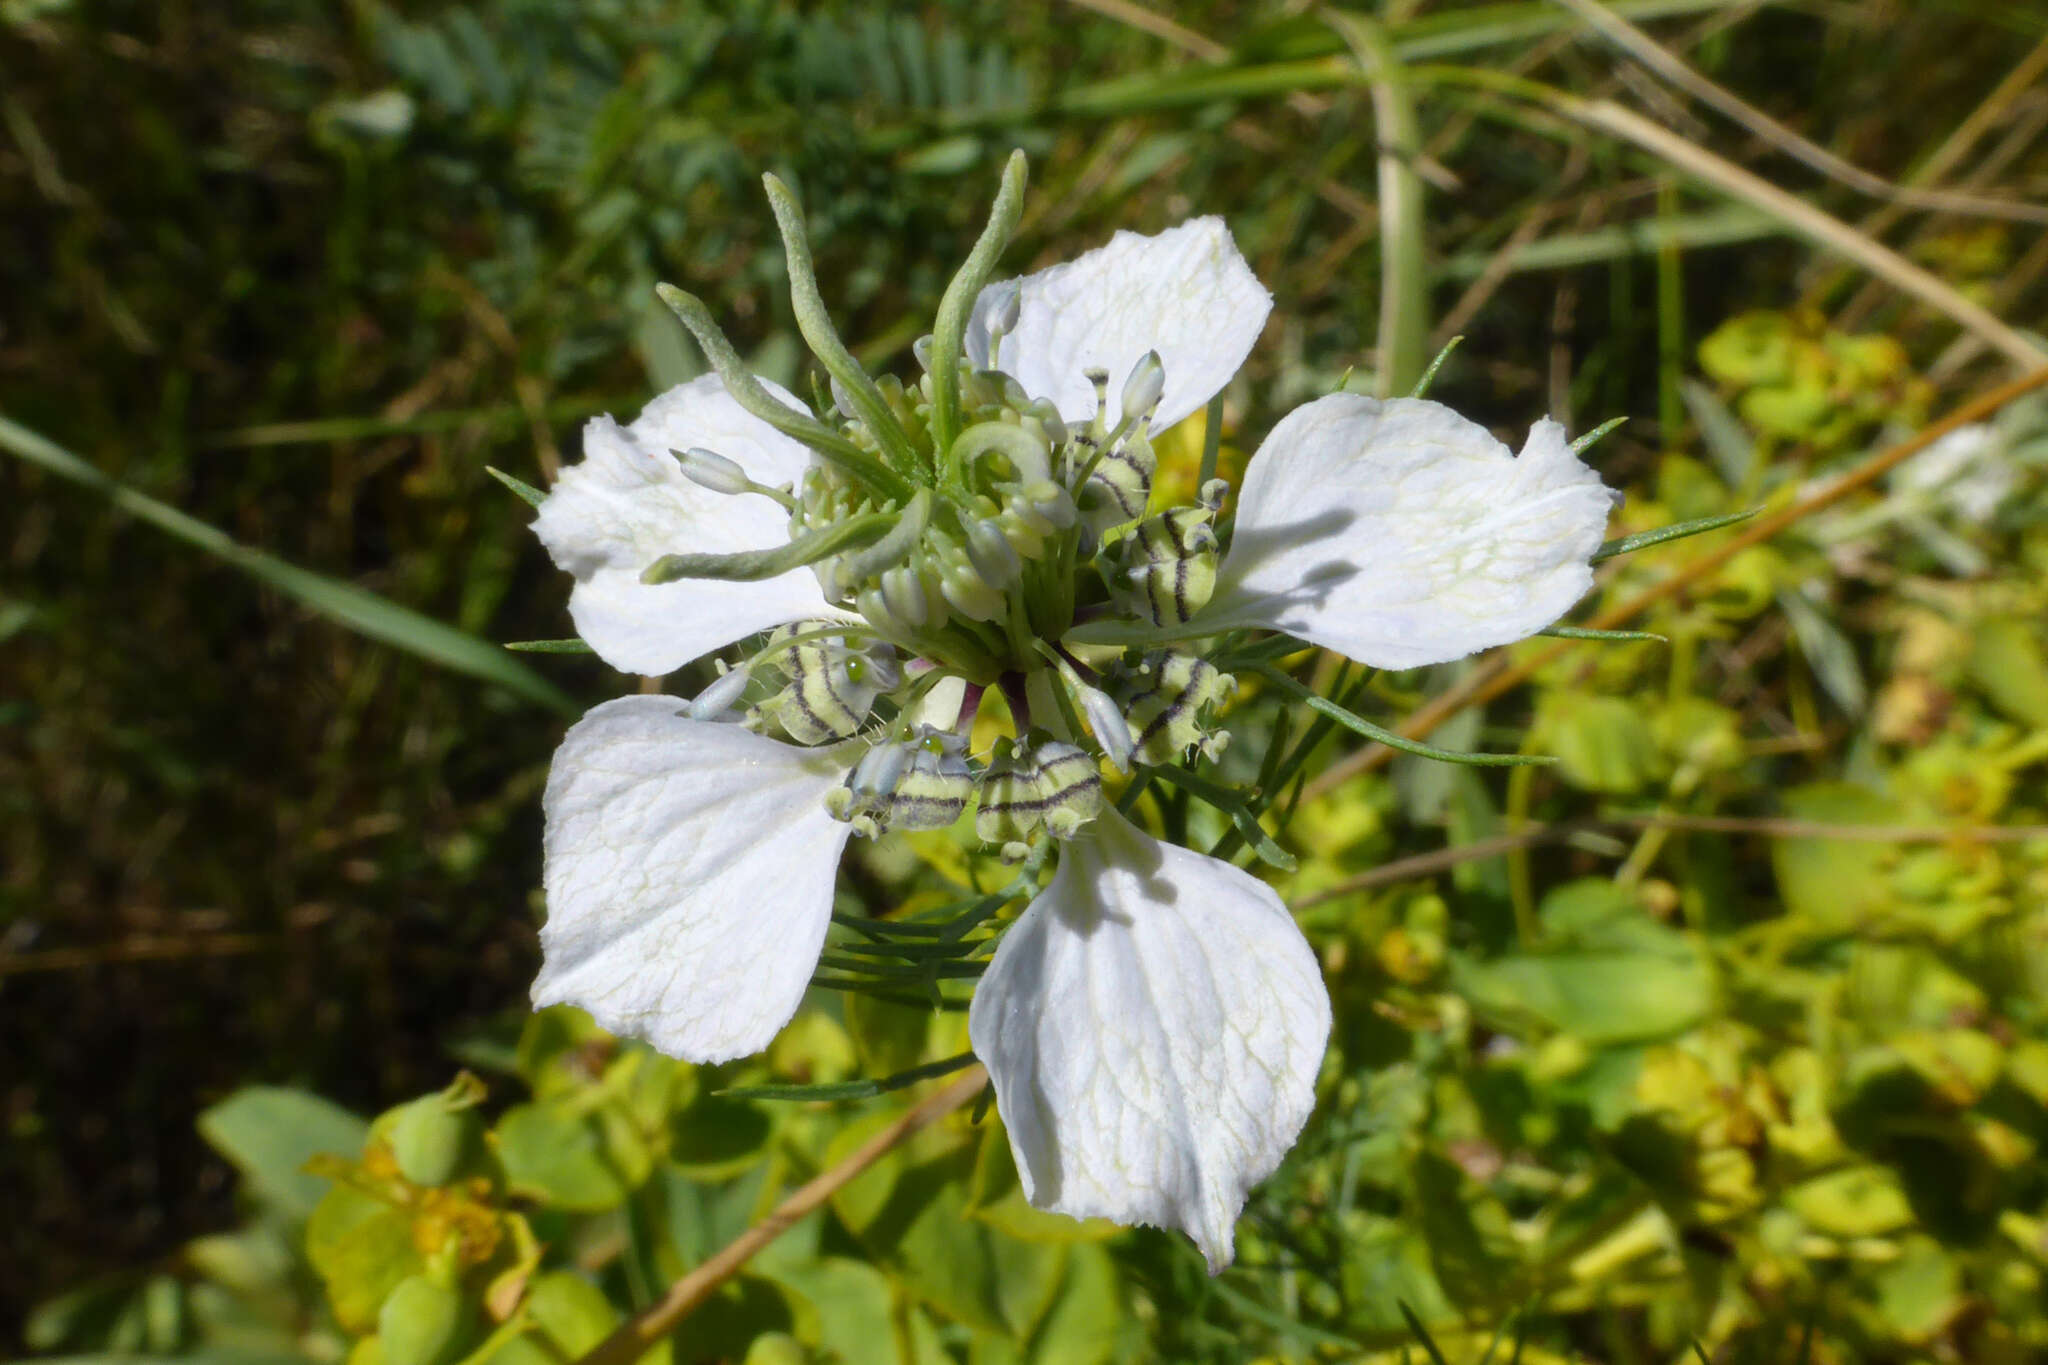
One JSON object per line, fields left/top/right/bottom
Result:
{"left": 965, "top": 216, "right": 1271, "bottom": 434}
{"left": 526, "top": 216, "right": 1281, "bottom": 1070}
{"left": 521, "top": 194, "right": 1617, "bottom": 1271}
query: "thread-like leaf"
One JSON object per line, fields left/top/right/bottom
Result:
{"left": 1250, "top": 663, "right": 1552, "bottom": 767}
{"left": 718, "top": 1051, "right": 979, "bottom": 1103}
{"left": 1592, "top": 507, "right": 1759, "bottom": 562}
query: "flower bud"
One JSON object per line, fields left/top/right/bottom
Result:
{"left": 988, "top": 286, "right": 1022, "bottom": 339}
{"left": 1024, "top": 479, "right": 1077, "bottom": 530}
{"left": 928, "top": 535, "right": 1006, "bottom": 621}
{"left": 965, "top": 518, "right": 1023, "bottom": 587}
{"left": 676, "top": 447, "right": 751, "bottom": 496}
{"left": 1027, "top": 398, "right": 1068, "bottom": 447}
{"left": 879, "top": 564, "right": 930, "bottom": 628}
{"left": 996, "top": 372, "right": 1032, "bottom": 411}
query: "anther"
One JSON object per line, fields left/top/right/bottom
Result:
{"left": 675, "top": 447, "right": 752, "bottom": 495}
{"left": 1120, "top": 351, "right": 1165, "bottom": 430}
{"left": 965, "top": 518, "right": 1023, "bottom": 587}
{"left": 687, "top": 663, "right": 752, "bottom": 721}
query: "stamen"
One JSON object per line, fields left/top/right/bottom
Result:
{"left": 673, "top": 447, "right": 800, "bottom": 510}
{"left": 986, "top": 287, "right": 1021, "bottom": 370}
{"left": 1120, "top": 350, "right": 1165, "bottom": 432}
{"left": 686, "top": 663, "right": 752, "bottom": 721}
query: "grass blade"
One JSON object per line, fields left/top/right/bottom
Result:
{"left": 1397, "top": 1301, "right": 1453, "bottom": 1365}
{"left": 1329, "top": 11, "right": 1429, "bottom": 397}
{"left": 1, "top": 414, "right": 577, "bottom": 715}
{"left": 1145, "top": 763, "right": 1298, "bottom": 871}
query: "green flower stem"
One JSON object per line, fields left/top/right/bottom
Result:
{"left": 931, "top": 151, "right": 1029, "bottom": 466}
{"left": 761, "top": 175, "right": 920, "bottom": 474}
{"left": 656, "top": 285, "right": 913, "bottom": 503}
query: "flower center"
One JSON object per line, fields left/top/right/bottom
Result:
{"left": 646, "top": 156, "right": 1240, "bottom": 860}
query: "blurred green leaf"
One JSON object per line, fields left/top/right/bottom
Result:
{"left": 306, "top": 1186, "right": 422, "bottom": 1334}
{"left": 1969, "top": 617, "right": 2048, "bottom": 728}
{"left": 828, "top": 1117, "right": 1009, "bottom": 1334}
{"left": 197, "top": 1088, "right": 369, "bottom": 1221}
{"left": 523, "top": 1272, "right": 620, "bottom": 1357}
{"left": 1771, "top": 783, "right": 1901, "bottom": 932}
{"left": 494, "top": 1103, "right": 631, "bottom": 1211}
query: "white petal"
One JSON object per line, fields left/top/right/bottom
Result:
{"left": 966, "top": 218, "right": 1271, "bottom": 433}
{"left": 968, "top": 810, "right": 1328, "bottom": 1271}
{"left": 1205, "top": 394, "right": 1618, "bottom": 670}
{"left": 531, "top": 374, "right": 837, "bottom": 676}
{"left": 535, "top": 695, "right": 853, "bottom": 1063}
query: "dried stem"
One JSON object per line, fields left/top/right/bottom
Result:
{"left": 1551, "top": 0, "right": 2048, "bottom": 225}
{"left": 570, "top": 1065, "right": 989, "bottom": 1365}
{"left": 1293, "top": 816, "right": 2048, "bottom": 908}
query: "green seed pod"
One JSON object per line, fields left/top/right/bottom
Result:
{"left": 1111, "top": 492, "right": 1222, "bottom": 627}
{"left": 377, "top": 1275, "right": 469, "bottom": 1365}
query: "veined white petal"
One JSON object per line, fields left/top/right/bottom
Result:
{"left": 966, "top": 218, "right": 1271, "bottom": 433}
{"left": 969, "top": 809, "right": 1328, "bottom": 1272}
{"left": 531, "top": 374, "right": 837, "bottom": 676}
{"left": 1204, "top": 394, "right": 1618, "bottom": 670}
{"left": 535, "top": 695, "right": 853, "bottom": 1063}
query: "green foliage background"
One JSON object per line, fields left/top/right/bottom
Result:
{"left": 5, "top": 0, "right": 2048, "bottom": 1361}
